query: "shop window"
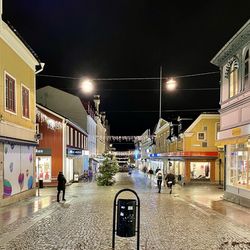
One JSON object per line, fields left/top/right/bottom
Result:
{"left": 190, "top": 162, "right": 210, "bottom": 180}
{"left": 226, "top": 143, "right": 250, "bottom": 188}
{"left": 21, "top": 84, "right": 30, "bottom": 119}
{"left": 36, "top": 156, "right": 51, "bottom": 182}
{"left": 5, "top": 72, "right": 16, "bottom": 114}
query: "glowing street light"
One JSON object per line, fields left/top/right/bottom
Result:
{"left": 166, "top": 78, "right": 177, "bottom": 91}
{"left": 81, "top": 79, "right": 94, "bottom": 93}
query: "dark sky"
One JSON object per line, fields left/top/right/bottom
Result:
{"left": 3, "top": 1, "right": 250, "bottom": 150}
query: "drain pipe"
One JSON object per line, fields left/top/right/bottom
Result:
{"left": 35, "top": 62, "right": 45, "bottom": 74}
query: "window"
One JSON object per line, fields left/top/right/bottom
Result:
{"left": 226, "top": 143, "right": 250, "bottom": 189}
{"left": 81, "top": 134, "right": 84, "bottom": 148}
{"left": 197, "top": 132, "right": 206, "bottom": 141}
{"left": 21, "top": 85, "right": 30, "bottom": 118}
{"left": 66, "top": 126, "right": 70, "bottom": 145}
{"left": 244, "top": 49, "right": 249, "bottom": 90}
{"left": 75, "top": 131, "right": 77, "bottom": 147}
{"left": 78, "top": 133, "right": 81, "bottom": 148}
{"left": 5, "top": 72, "right": 16, "bottom": 113}
{"left": 229, "top": 60, "right": 239, "bottom": 98}
{"left": 70, "top": 128, "right": 73, "bottom": 146}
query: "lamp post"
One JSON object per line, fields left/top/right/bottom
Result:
{"left": 159, "top": 66, "right": 163, "bottom": 119}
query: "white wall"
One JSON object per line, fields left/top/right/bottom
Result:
{"left": 87, "top": 115, "right": 96, "bottom": 157}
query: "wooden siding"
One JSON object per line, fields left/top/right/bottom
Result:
{"left": 37, "top": 108, "right": 63, "bottom": 180}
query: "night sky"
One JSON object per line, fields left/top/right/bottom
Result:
{"left": 3, "top": 1, "right": 250, "bottom": 150}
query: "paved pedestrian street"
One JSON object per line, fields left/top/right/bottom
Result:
{"left": 0, "top": 171, "right": 250, "bottom": 250}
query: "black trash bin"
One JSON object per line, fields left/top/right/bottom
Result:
{"left": 117, "top": 199, "right": 136, "bottom": 237}
{"left": 39, "top": 180, "right": 43, "bottom": 188}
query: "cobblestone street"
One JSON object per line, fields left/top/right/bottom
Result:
{"left": 1, "top": 171, "right": 250, "bottom": 250}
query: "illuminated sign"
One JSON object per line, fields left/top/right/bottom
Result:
{"left": 67, "top": 148, "right": 83, "bottom": 156}
{"left": 36, "top": 148, "right": 51, "bottom": 156}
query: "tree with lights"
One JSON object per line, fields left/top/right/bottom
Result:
{"left": 97, "top": 153, "right": 119, "bottom": 186}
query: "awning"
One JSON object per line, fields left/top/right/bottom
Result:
{"left": 215, "top": 136, "right": 249, "bottom": 147}
{"left": 0, "top": 136, "right": 38, "bottom": 146}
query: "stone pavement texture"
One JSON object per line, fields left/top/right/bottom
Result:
{"left": 0, "top": 170, "right": 250, "bottom": 250}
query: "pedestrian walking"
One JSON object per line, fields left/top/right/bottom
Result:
{"left": 165, "top": 172, "right": 176, "bottom": 194}
{"left": 57, "top": 171, "right": 66, "bottom": 202}
{"left": 156, "top": 169, "right": 163, "bottom": 193}
{"left": 148, "top": 168, "right": 153, "bottom": 180}
{"left": 88, "top": 168, "right": 93, "bottom": 182}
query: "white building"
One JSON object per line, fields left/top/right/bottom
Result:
{"left": 211, "top": 19, "right": 250, "bottom": 207}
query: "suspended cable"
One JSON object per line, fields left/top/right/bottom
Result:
{"left": 37, "top": 71, "right": 219, "bottom": 81}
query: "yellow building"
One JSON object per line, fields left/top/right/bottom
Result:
{"left": 0, "top": 6, "right": 44, "bottom": 206}
{"left": 150, "top": 114, "right": 222, "bottom": 184}
{"left": 169, "top": 114, "right": 221, "bottom": 184}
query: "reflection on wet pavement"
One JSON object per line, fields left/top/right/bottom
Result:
{"left": 0, "top": 195, "right": 55, "bottom": 225}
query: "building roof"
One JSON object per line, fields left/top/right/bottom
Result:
{"left": 211, "top": 19, "right": 250, "bottom": 66}
{"left": 184, "top": 113, "right": 220, "bottom": 134}
{"left": 36, "top": 86, "right": 88, "bottom": 131}
{"left": 3, "top": 19, "right": 41, "bottom": 64}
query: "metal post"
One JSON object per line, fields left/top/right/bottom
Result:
{"left": 37, "top": 157, "right": 40, "bottom": 196}
{"left": 219, "top": 159, "right": 222, "bottom": 186}
{"left": 159, "top": 66, "right": 162, "bottom": 119}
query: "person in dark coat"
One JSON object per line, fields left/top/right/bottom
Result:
{"left": 57, "top": 171, "right": 66, "bottom": 202}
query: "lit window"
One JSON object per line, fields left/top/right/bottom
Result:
{"left": 75, "top": 131, "right": 77, "bottom": 147}
{"left": 22, "top": 85, "right": 30, "bottom": 118}
{"left": 5, "top": 73, "right": 16, "bottom": 113}
{"left": 66, "top": 126, "right": 70, "bottom": 145}
{"left": 244, "top": 49, "right": 249, "bottom": 90}
{"left": 229, "top": 60, "right": 239, "bottom": 98}
{"left": 70, "top": 128, "right": 73, "bottom": 146}
{"left": 197, "top": 132, "right": 206, "bottom": 141}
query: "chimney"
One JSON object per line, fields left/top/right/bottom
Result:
{"left": 93, "top": 95, "right": 100, "bottom": 114}
{"left": 101, "top": 112, "right": 106, "bottom": 124}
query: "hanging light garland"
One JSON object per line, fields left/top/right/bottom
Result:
{"left": 36, "top": 109, "right": 62, "bottom": 130}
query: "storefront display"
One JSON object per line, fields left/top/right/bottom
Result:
{"left": 190, "top": 162, "right": 210, "bottom": 180}
{"left": 36, "top": 156, "right": 51, "bottom": 182}
{"left": 3, "top": 144, "right": 34, "bottom": 197}
{"left": 226, "top": 143, "right": 250, "bottom": 189}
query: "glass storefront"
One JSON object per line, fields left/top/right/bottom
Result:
{"left": 36, "top": 156, "right": 51, "bottom": 182}
{"left": 190, "top": 162, "right": 210, "bottom": 180}
{"left": 226, "top": 143, "right": 250, "bottom": 189}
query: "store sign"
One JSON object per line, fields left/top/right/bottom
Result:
{"left": 232, "top": 127, "right": 241, "bottom": 136}
{"left": 36, "top": 148, "right": 51, "bottom": 156}
{"left": 67, "top": 148, "right": 83, "bottom": 156}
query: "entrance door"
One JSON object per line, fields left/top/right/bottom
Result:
{"left": 66, "top": 158, "right": 74, "bottom": 182}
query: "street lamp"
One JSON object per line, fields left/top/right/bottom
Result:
{"left": 159, "top": 67, "right": 177, "bottom": 119}
{"left": 166, "top": 78, "right": 177, "bottom": 91}
{"left": 81, "top": 79, "right": 94, "bottom": 93}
